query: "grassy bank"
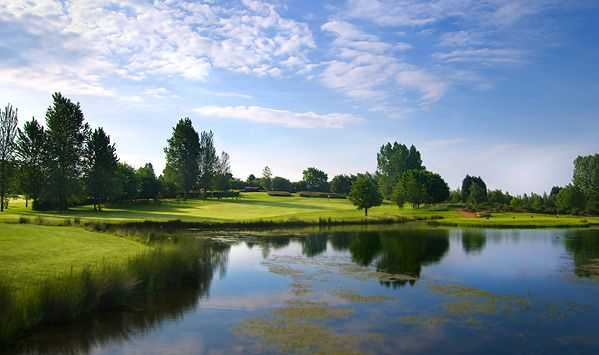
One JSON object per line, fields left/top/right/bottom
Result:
{"left": 2, "top": 192, "right": 597, "bottom": 228}
{"left": 0, "top": 226, "right": 223, "bottom": 348}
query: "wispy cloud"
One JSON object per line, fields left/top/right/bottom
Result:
{"left": 193, "top": 105, "right": 363, "bottom": 128}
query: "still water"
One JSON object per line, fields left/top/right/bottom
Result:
{"left": 13, "top": 226, "right": 599, "bottom": 355}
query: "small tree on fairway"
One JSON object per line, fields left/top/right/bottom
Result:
{"left": 349, "top": 174, "right": 383, "bottom": 216}
{"left": 15, "top": 117, "right": 45, "bottom": 207}
{"left": 0, "top": 104, "right": 18, "bottom": 212}
{"left": 84, "top": 128, "right": 118, "bottom": 211}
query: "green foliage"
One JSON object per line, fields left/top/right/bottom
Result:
{"left": 261, "top": 166, "right": 272, "bottom": 191}
{"left": 299, "top": 191, "right": 345, "bottom": 199}
{"left": 377, "top": 142, "right": 424, "bottom": 199}
{"left": 114, "top": 162, "right": 139, "bottom": 201}
{"left": 268, "top": 191, "right": 293, "bottom": 197}
{"left": 272, "top": 176, "right": 293, "bottom": 192}
{"left": 84, "top": 128, "right": 118, "bottom": 211}
{"left": 213, "top": 151, "right": 232, "bottom": 191}
{"left": 468, "top": 182, "right": 487, "bottom": 205}
{"left": 15, "top": 117, "right": 45, "bottom": 207}
{"left": 573, "top": 154, "right": 599, "bottom": 213}
{"left": 1, "top": 103, "right": 19, "bottom": 212}
{"left": 330, "top": 174, "right": 355, "bottom": 195}
{"left": 556, "top": 184, "right": 586, "bottom": 214}
{"left": 349, "top": 173, "right": 383, "bottom": 216}
{"left": 198, "top": 130, "right": 218, "bottom": 191}
{"left": 137, "top": 163, "right": 160, "bottom": 200}
{"left": 41, "top": 93, "right": 90, "bottom": 210}
{"left": 302, "top": 167, "right": 329, "bottom": 192}
{"left": 461, "top": 175, "right": 487, "bottom": 203}
{"left": 393, "top": 170, "right": 449, "bottom": 208}
{"left": 163, "top": 118, "right": 201, "bottom": 196}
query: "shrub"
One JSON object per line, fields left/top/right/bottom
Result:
{"left": 267, "top": 191, "right": 292, "bottom": 197}
{"left": 204, "top": 191, "right": 240, "bottom": 199}
{"left": 298, "top": 191, "right": 346, "bottom": 199}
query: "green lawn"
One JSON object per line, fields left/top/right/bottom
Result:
{"left": 0, "top": 224, "right": 148, "bottom": 288}
{"left": 0, "top": 192, "right": 598, "bottom": 228}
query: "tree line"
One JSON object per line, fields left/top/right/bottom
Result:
{"left": 1, "top": 94, "right": 597, "bottom": 216}
{"left": 0, "top": 94, "right": 230, "bottom": 211}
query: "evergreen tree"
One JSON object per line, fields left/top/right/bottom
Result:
{"left": 42, "top": 93, "right": 89, "bottom": 210}
{"left": 0, "top": 104, "right": 18, "bottom": 211}
{"left": 84, "top": 128, "right": 118, "bottom": 211}
{"left": 261, "top": 166, "right": 272, "bottom": 191}
{"left": 461, "top": 175, "right": 487, "bottom": 203}
{"left": 15, "top": 117, "right": 46, "bottom": 207}
{"left": 163, "top": 118, "right": 201, "bottom": 197}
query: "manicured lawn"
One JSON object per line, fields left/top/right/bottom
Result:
{"left": 0, "top": 224, "right": 148, "bottom": 288}
{"left": 0, "top": 192, "right": 598, "bottom": 228}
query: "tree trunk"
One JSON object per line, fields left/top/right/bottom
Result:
{"left": 364, "top": 207, "right": 368, "bottom": 216}
{"left": 0, "top": 163, "right": 5, "bottom": 212}
{"left": 25, "top": 197, "right": 28, "bottom": 208}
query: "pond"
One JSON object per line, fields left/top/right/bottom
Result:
{"left": 10, "top": 226, "right": 599, "bottom": 355}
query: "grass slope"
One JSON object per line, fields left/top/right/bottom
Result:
{"left": 0, "top": 224, "right": 148, "bottom": 288}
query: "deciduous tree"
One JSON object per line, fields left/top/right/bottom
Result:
{"left": 349, "top": 173, "right": 383, "bottom": 216}
{"left": 0, "top": 104, "right": 18, "bottom": 211}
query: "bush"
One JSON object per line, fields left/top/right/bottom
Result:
{"left": 204, "top": 191, "right": 240, "bottom": 199}
{"left": 298, "top": 191, "right": 346, "bottom": 199}
{"left": 267, "top": 191, "right": 292, "bottom": 197}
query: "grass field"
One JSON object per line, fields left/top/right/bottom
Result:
{"left": 1, "top": 192, "right": 598, "bottom": 228}
{"left": 0, "top": 224, "right": 148, "bottom": 289}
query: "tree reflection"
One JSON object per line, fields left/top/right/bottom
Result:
{"left": 564, "top": 229, "right": 599, "bottom": 278}
{"left": 461, "top": 230, "right": 487, "bottom": 254}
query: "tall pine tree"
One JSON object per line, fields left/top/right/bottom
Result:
{"left": 84, "top": 127, "right": 118, "bottom": 211}
{"left": 42, "top": 93, "right": 89, "bottom": 210}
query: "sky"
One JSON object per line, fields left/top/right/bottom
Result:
{"left": 1, "top": 0, "right": 598, "bottom": 194}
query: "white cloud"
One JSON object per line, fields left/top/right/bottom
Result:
{"left": 396, "top": 70, "right": 447, "bottom": 104}
{"left": 320, "top": 20, "right": 445, "bottom": 111}
{"left": 433, "top": 48, "right": 524, "bottom": 64}
{"left": 0, "top": 0, "right": 315, "bottom": 96}
{"left": 193, "top": 105, "right": 363, "bottom": 128}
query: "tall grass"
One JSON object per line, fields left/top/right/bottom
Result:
{"left": 0, "top": 240, "right": 227, "bottom": 349}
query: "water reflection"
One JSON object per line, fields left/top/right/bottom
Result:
{"left": 10, "top": 242, "right": 230, "bottom": 355}
{"left": 565, "top": 229, "right": 599, "bottom": 277}
{"left": 461, "top": 230, "right": 487, "bottom": 254}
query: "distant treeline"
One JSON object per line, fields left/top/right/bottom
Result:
{"left": 1, "top": 93, "right": 598, "bottom": 215}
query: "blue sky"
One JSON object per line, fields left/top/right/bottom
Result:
{"left": 1, "top": 0, "right": 598, "bottom": 194}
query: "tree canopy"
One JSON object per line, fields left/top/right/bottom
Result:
{"left": 377, "top": 142, "right": 424, "bottom": 199}
{"left": 302, "top": 167, "right": 328, "bottom": 192}
{"left": 349, "top": 173, "right": 383, "bottom": 216}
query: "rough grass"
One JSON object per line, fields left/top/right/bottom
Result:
{"left": 0, "top": 224, "right": 149, "bottom": 289}
{"left": 1, "top": 193, "right": 598, "bottom": 228}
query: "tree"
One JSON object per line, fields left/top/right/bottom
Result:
{"left": 84, "top": 128, "right": 118, "bottom": 211}
{"left": 556, "top": 185, "right": 586, "bottom": 214}
{"left": 114, "top": 162, "right": 138, "bottom": 201}
{"left": 302, "top": 167, "right": 328, "bottom": 192}
{"left": 137, "top": 163, "right": 160, "bottom": 200}
{"left": 42, "top": 93, "right": 89, "bottom": 210}
{"left": 15, "top": 117, "right": 45, "bottom": 207}
{"left": 467, "top": 182, "right": 486, "bottom": 205}
{"left": 272, "top": 176, "right": 292, "bottom": 191}
{"left": 573, "top": 155, "right": 599, "bottom": 213}
{"left": 393, "top": 170, "right": 449, "bottom": 208}
{"left": 0, "top": 104, "right": 18, "bottom": 211}
{"left": 198, "top": 130, "right": 218, "bottom": 191}
{"left": 246, "top": 174, "right": 258, "bottom": 187}
{"left": 330, "top": 174, "right": 354, "bottom": 195}
{"left": 213, "top": 151, "right": 232, "bottom": 191}
{"left": 163, "top": 118, "right": 200, "bottom": 197}
{"left": 393, "top": 170, "right": 428, "bottom": 208}
{"left": 349, "top": 173, "right": 383, "bottom": 216}
{"left": 461, "top": 175, "right": 487, "bottom": 203}
{"left": 377, "top": 142, "right": 424, "bottom": 199}
{"left": 261, "top": 166, "right": 272, "bottom": 191}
